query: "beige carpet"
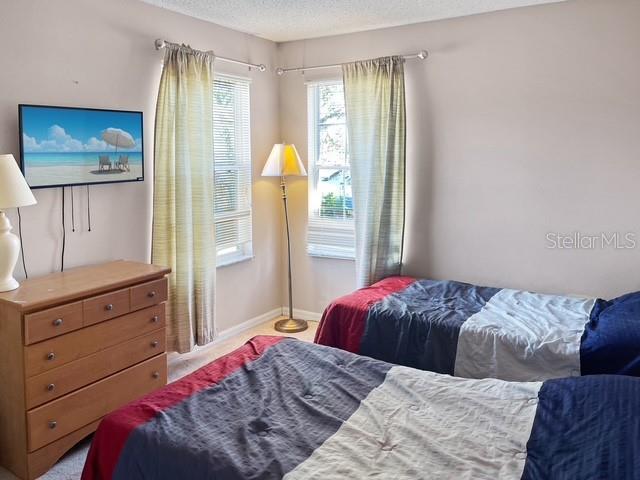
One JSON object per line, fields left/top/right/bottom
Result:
{"left": 0, "top": 318, "right": 318, "bottom": 480}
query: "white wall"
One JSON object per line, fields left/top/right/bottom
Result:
{"left": 2, "top": 0, "right": 639, "bottom": 331}
{"left": 0, "top": 0, "right": 283, "bottom": 332}
{"left": 279, "top": 0, "right": 640, "bottom": 314}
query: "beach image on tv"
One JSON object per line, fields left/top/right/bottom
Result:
{"left": 21, "top": 106, "right": 143, "bottom": 188}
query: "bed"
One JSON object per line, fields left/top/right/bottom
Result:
{"left": 314, "top": 276, "right": 640, "bottom": 381}
{"left": 82, "top": 336, "right": 640, "bottom": 480}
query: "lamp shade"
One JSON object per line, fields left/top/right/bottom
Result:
{"left": 0, "top": 154, "right": 37, "bottom": 209}
{"left": 262, "top": 144, "right": 307, "bottom": 177}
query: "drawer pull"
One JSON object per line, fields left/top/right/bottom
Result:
{"left": 148, "top": 291, "right": 157, "bottom": 298}
{"left": 48, "top": 420, "right": 57, "bottom": 430}
{"left": 47, "top": 383, "right": 55, "bottom": 392}
{"left": 152, "top": 371, "right": 160, "bottom": 379}
{"left": 151, "top": 315, "right": 159, "bottom": 323}
{"left": 52, "top": 318, "right": 63, "bottom": 327}
{"left": 105, "top": 304, "right": 114, "bottom": 311}
{"left": 150, "top": 340, "right": 159, "bottom": 348}
{"left": 46, "top": 352, "right": 56, "bottom": 361}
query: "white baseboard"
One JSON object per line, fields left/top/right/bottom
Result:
{"left": 213, "top": 306, "right": 322, "bottom": 344}
{"left": 214, "top": 307, "right": 282, "bottom": 344}
{"left": 287, "top": 307, "right": 323, "bottom": 322}
{"left": 169, "top": 307, "right": 323, "bottom": 363}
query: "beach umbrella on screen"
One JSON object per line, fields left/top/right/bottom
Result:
{"left": 102, "top": 128, "right": 135, "bottom": 153}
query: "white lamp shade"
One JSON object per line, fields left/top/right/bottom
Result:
{"left": 0, "top": 154, "right": 36, "bottom": 209}
{"left": 262, "top": 144, "right": 307, "bottom": 177}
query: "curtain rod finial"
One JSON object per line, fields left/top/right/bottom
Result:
{"left": 259, "top": 64, "right": 267, "bottom": 72}
{"left": 155, "top": 39, "right": 165, "bottom": 51}
{"left": 418, "top": 50, "right": 428, "bottom": 60}
{"left": 276, "top": 67, "right": 284, "bottom": 76}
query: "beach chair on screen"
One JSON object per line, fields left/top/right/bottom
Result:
{"left": 116, "top": 155, "right": 130, "bottom": 172}
{"left": 98, "top": 155, "right": 111, "bottom": 171}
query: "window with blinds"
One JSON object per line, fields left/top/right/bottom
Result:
{"left": 214, "top": 74, "right": 253, "bottom": 266}
{"left": 307, "top": 81, "right": 355, "bottom": 259}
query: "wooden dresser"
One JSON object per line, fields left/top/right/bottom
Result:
{"left": 0, "top": 260, "right": 171, "bottom": 479}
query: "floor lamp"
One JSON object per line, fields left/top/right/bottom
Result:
{"left": 262, "top": 144, "right": 308, "bottom": 333}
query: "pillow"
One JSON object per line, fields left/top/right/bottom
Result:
{"left": 581, "top": 291, "right": 640, "bottom": 376}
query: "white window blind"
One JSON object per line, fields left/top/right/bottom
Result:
{"left": 307, "top": 81, "right": 355, "bottom": 259}
{"left": 214, "top": 74, "right": 253, "bottom": 266}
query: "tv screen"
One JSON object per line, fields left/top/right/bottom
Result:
{"left": 19, "top": 104, "right": 144, "bottom": 189}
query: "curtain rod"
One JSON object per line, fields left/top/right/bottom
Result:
{"left": 275, "top": 50, "right": 428, "bottom": 76}
{"left": 154, "top": 39, "right": 267, "bottom": 72}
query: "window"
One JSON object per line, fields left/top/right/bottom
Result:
{"left": 213, "top": 74, "right": 253, "bottom": 266}
{"left": 307, "top": 81, "right": 355, "bottom": 259}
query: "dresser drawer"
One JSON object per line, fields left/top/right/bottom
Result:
{"left": 26, "top": 329, "right": 166, "bottom": 409}
{"left": 27, "top": 354, "right": 167, "bottom": 451}
{"left": 83, "top": 288, "right": 130, "bottom": 326}
{"left": 24, "top": 302, "right": 84, "bottom": 345}
{"left": 25, "top": 304, "right": 165, "bottom": 378}
{"left": 130, "top": 277, "right": 168, "bottom": 311}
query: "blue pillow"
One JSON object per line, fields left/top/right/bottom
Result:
{"left": 581, "top": 292, "right": 640, "bottom": 376}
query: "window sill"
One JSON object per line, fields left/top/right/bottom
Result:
{"left": 307, "top": 252, "right": 355, "bottom": 261}
{"left": 216, "top": 255, "right": 254, "bottom": 268}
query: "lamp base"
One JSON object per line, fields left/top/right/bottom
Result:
{"left": 0, "top": 277, "right": 19, "bottom": 292}
{"left": 0, "top": 211, "right": 21, "bottom": 293}
{"left": 274, "top": 318, "right": 308, "bottom": 333}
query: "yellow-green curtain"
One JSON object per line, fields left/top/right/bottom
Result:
{"left": 152, "top": 46, "right": 216, "bottom": 353}
{"left": 343, "top": 56, "right": 406, "bottom": 287}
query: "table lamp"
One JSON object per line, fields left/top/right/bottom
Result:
{"left": 0, "top": 154, "right": 37, "bottom": 292}
{"left": 262, "top": 144, "right": 308, "bottom": 333}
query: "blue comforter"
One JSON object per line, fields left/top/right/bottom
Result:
{"left": 316, "top": 277, "right": 640, "bottom": 381}
{"left": 83, "top": 337, "right": 640, "bottom": 479}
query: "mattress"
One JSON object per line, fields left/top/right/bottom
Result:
{"left": 82, "top": 336, "right": 640, "bottom": 479}
{"left": 315, "top": 277, "right": 640, "bottom": 381}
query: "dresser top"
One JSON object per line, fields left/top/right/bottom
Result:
{"left": 0, "top": 261, "right": 170, "bottom": 313}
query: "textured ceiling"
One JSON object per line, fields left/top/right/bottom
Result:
{"left": 141, "top": 0, "right": 568, "bottom": 42}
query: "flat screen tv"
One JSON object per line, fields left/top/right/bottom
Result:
{"left": 19, "top": 104, "right": 144, "bottom": 189}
